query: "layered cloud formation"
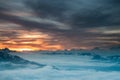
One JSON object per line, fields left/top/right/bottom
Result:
{"left": 0, "top": 0, "right": 120, "bottom": 50}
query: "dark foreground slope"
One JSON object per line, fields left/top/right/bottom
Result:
{"left": 0, "top": 50, "right": 45, "bottom": 70}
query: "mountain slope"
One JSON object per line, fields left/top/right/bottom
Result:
{"left": 0, "top": 50, "right": 45, "bottom": 70}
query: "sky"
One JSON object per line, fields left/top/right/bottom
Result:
{"left": 0, "top": 0, "right": 120, "bottom": 51}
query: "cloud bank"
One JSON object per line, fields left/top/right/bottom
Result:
{"left": 0, "top": 0, "right": 120, "bottom": 50}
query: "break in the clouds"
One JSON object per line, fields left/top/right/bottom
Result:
{"left": 0, "top": 0, "right": 120, "bottom": 51}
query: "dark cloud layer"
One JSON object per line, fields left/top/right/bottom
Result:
{"left": 0, "top": 0, "right": 120, "bottom": 50}
{"left": 26, "top": 0, "right": 120, "bottom": 27}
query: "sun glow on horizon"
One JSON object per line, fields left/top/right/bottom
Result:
{"left": 17, "top": 48, "right": 35, "bottom": 51}
{"left": 6, "top": 47, "right": 39, "bottom": 52}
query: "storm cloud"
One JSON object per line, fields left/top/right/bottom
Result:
{"left": 0, "top": 0, "right": 120, "bottom": 50}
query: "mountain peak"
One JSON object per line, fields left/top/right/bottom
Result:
{"left": 0, "top": 49, "right": 45, "bottom": 69}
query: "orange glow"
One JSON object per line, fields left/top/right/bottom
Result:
{"left": 6, "top": 45, "right": 63, "bottom": 51}
{"left": 0, "top": 22, "right": 64, "bottom": 51}
{"left": 16, "top": 48, "right": 35, "bottom": 51}
{"left": 0, "top": 31, "right": 64, "bottom": 51}
{"left": 0, "top": 43, "right": 63, "bottom": 51}
{"left": 4, "top": 47, "right": 41, "bottom": 52}
{"left": 18, "top": 31, "right": 51, "bottom": 39}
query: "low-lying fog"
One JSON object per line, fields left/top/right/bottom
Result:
{"left": 0, "top": 50, "right": 120, "bottom": 80}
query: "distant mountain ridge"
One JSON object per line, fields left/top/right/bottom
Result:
{"left": 37, "top": 50, "right": 120, "bottom": 63}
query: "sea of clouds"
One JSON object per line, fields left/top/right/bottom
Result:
{"left": 0, "top": 50, "right": 120, "bottom": 80}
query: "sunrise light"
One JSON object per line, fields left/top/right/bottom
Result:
{"left": 18, "top": 48, "right": 34, "bottom": 51}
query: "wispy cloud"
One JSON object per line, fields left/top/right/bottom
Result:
{"left": 0, "top": 0, "right": 120, "bottom": 50}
